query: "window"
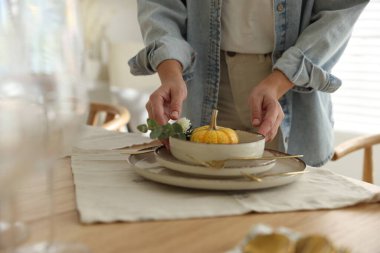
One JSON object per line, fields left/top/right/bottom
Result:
{"left": 332, "top": 1, "right": 380, "bottom": 134}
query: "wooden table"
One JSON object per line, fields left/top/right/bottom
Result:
{"left": 15, "top": 158, "right": 380, "bottom": 253}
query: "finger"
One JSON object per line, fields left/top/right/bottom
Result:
{"left": 145, "top": 101, "right": 153, "bottom": 119}
{"left": 250, "top": 95, "right": 263, "bottom": 126}
{"left": 169, "top": 86, "right": 187, "bottom": 120}
{"left": 257, "top": 101, "right": 279, "bottom": 138}
{"left": 163, "top": 101, "right": 171, "bottom": 121}
{"left": 266, "top": 112, "right": 283, "bottom": 142}
{"left": 149, "top": 92, "right": 168, "bottom": 125}
{"left": 258, "top": 119, "right": 274, "bottom": 140}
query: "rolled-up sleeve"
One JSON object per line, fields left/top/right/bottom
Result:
{"left": 128, "top": 0, "right": 196, "bottom": 77}
{"left": 273, "top": 1, "right": 369, "bottom": 93}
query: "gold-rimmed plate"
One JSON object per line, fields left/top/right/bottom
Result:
{"left": 128, "top": 151, "right": 306, "bottom": 191}
{"left": 155, "top": 147, "right": 276, "bottom": 178}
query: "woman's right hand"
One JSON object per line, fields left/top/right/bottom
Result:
{"left": 146, "top": 59, "right": 187, "bottom": 125}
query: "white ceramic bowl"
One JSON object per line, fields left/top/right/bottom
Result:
{"left": 169, "top": 130, "right": 265, "bottom": 165}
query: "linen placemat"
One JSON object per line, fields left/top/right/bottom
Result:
{"left": 71, "top": 127, "right": 380, "bottom": 223}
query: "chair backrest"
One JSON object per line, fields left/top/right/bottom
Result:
{"left": 331, "top": 134, "right": 380, "bottom": 183}
{"left": 87, "top": 102, "right": 131, "bottom": 132}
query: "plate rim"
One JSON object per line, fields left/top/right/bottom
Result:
{"left": 128, "top": 151, "right": 306, "bottom": 191}
{"left": 154, "top": 147, "right": 276, "bottom": 178}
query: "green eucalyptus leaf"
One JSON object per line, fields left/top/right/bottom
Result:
{"left": 137, "top": 124, "right": 148, "bottom": 133}
{"left": 142, "top": 118, "right": 193, "bottom": 141}
{"left": 162, "top": 123, "right": 172, "bottom": 131}
{"left": 160, "top": 124, "right": 172, "bottom": 139}
{"left": 150, "top": 126, "right": 162, "bottom": 139}
{"left": 172, "top": 122, "right": 183, "bottom": 133}
{"left": 174, "top": 132, "right": 186, "bottom": 140}
{"left": 147, "top": 118, "right": 158, "bottom": 129}
{"left": 158, "top": 134, "right": 168, "bottom": 140}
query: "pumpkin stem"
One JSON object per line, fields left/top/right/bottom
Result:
{"left": 210, "top": 109, "right": 218, "bottom": 130}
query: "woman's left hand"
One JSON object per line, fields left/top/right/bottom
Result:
{"left": 249, "top": 70, "right": 294, "bottom": 142}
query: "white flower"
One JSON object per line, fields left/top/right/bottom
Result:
{"left": 176, "top": 117, "right": 191, "bottom": 133}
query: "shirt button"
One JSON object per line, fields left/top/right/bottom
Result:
{"left": 277, "top": 3, "right": 284, "bottom": 12}
{"left": 227, "top": 51, "right": 236, "bottom": 57}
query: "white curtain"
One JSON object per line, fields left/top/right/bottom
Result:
{"left": 332, "top": 0, "right": 380, "bottom": 134}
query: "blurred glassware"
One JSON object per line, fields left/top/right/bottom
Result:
{"left": 0, "top": 0, "right": 44, "bottom": 249}
{"left": 18, "top": 0, "right": 89, "bottom": 252}
{"left": 0, "top": 82, "right": 46, "bottom": 250}
{"left": 0, "top": 0, "right": 89, "bottom": 252}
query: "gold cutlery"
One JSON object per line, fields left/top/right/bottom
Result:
{"left": 117, "top": 140, "right": 163, "bottom": 154}
{"left": 241, "top": 171, "right": 309, "bottom": 182}
{"left": 120, "top": 148, "right": 160, "bottom": 155}
{"left": 190, "top": 154, "right": 303, "bottom": 169}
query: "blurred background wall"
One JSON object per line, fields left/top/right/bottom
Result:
{"left": 81, "top": 1, "right": 159, "bottom": 133}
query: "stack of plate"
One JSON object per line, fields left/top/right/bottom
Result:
{"left": 128, "top": 147, "right": 306, "bottom": 191}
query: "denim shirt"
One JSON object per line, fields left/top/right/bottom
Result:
{"left": 129, "top": 0, "right": 368, "bottom": 166}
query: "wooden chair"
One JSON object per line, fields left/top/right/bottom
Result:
{"left": 331, "top": 134, "right": 380, "bottom": 183}
{"left": 87, "top": 102, "right": 131, "bottom": 132}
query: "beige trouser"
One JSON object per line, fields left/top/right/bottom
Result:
{"left": 217, "top": 51, "right": 284, "bottom": 151}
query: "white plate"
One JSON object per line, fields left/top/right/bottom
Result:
{"left": 128, "top": 151, "right": 306, "bottom": 191}
{"left": 169, "top": 130, "right": 265, "bottom": 165}
{"left": 154, "top": 147, "right": 276, "bottom": 178}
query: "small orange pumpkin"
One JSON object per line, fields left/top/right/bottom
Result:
{"left": 190, "top": 109, "right": 239, "bottom": 144}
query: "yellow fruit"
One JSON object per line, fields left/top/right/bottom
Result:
{"left": 243, "top": 233, "right": 295, "bottom": 253}
{"left": 295, "top": 235, "right": 337, "bottom": 253}
{"left": 190, "top": 109, "right": 239, "bottom": 144}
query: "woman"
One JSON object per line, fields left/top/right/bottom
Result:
{"left": 129, "top": 0, "right": 369, "bottom": 166}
